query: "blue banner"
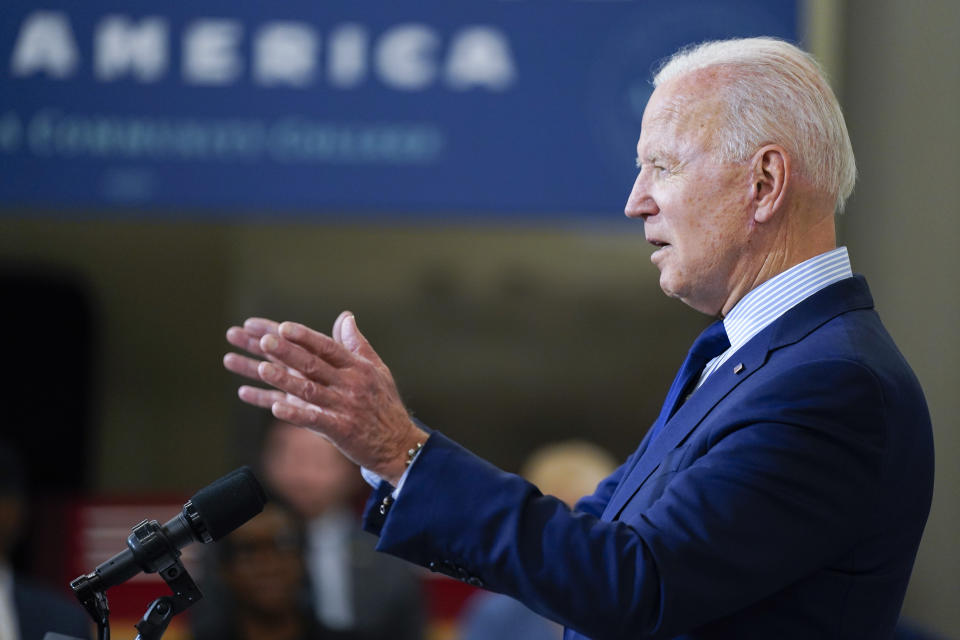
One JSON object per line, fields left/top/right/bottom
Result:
{"left": 0, "top": 1, "right": 799, "bottom": 220}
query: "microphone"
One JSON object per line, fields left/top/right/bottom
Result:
{"left": 74, "top": 466, "right": 267, "bottom": 593}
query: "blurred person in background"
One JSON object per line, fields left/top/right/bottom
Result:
{"left": 458, "top": 441, "right": 617, "bottom": 640}
{"left": 0, "top": 442, "right": 91, "bottom": 640}
{"left": 261, "top": 420, "right": 424, "bottom": 640}
{"left": 192, "top": 501, "right": 356, "bottom": 640}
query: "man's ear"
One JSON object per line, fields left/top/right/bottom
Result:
{"left": 751, "top": 145, "right": 789, "bottom": 224}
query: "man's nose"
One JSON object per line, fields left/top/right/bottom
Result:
{"left": 624, "top": 172, "right": 658, "bottom": 220}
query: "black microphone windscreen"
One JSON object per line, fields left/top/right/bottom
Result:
{"left": 190, "top": 466, "right": 267, "bottom": 541}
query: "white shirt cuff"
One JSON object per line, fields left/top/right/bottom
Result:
{"left": 359, "top": 446, "right": 423, "bottom": 499}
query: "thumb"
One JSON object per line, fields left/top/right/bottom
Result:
{"left": 332, "top": 310, "right": 350, "bottom": 344}
{"left": 341, "top": 313, "right": 379, "bottom": 361}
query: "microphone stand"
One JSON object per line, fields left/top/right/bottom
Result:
{"left": 133, "top": 556, "right": 202, "bottom": 640}
{"left": 71, "top": 519, "right": 204, "bottom": 640}
{"left": 70, "top": 581, "right": 110, "bottom": 640}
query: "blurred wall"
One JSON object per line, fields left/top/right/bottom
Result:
{"left": 840, "top": 1, "right": 960, "bottom": 635}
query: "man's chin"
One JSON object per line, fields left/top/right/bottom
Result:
{"left": 658, "top": 273, "right": 681, "bottom": 299}
{"left": 658, "top": 277, "right": 713, "bottom": 314}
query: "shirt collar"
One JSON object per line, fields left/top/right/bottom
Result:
{"left": 722, "top": 246, "right": 853, "bottom": 354}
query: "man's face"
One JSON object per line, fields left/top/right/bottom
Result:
{"left": 222, "top": 505, "right": 304, "bottom": 616}
{"left": 625, "top": 72, "right": 756, "bottom": 315}
{"left": 262, "top": 422, "right": 359, "bottom": 518}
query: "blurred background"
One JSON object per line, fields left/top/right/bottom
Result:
{"left": 1, "top": 1, "right": 957, "bottom": 638}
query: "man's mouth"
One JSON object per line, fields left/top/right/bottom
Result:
{"left": 648, "top": 239, "right": 670, "bottom": 248}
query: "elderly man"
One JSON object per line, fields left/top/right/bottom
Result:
{"left": 224, "top": 38, "right": 934, "bottom": 639}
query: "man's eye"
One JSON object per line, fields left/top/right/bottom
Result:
{"left": 635, "top": 160, "right": 667, "bottom": 174}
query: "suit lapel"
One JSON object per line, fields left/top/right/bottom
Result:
{"left": 601, "top": 275, "right": 876, "bottom": 522}
{"left": 603, "top": 331, "right": 773, "bottom": 520}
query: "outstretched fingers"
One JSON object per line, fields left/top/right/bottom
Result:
{"left": 223, "top": 352, "right": 262, "bottom": 382}
{"left": 226, "top": 327, "right": 265, "bottom": 358}
{"left": 258, "top": 361, "right": 339, "bottom": 409}
{"left": 243, "top": 317, "right": 281, "bottom": 336}
{"left": 225, "top": 318, "right": 290, "bottom": 382}
{"left": 237, "top": 381, "right": 331, "bottom": 420}
{"left": 259, "top": 332, "right": 340, "bottom": 384}
{"left": 226, "top": 318, "right": 279, "bottom": 356}
{"left": 270, "top": 399, "right": 343, "bottom": 434}
{"left": 237, "top": 385, "right": 285, "bottom": 409}
{"left": 238, "top": 387, "right": 344, "bottom": 441}
{"left": 277, "top": 321, "right": 355, "bottom": 368}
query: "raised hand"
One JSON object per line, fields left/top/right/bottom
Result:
{"left": 224, "top": 312, "right": 427, "bottom": 485}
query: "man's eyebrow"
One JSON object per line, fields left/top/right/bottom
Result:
{"left": 638, "top": 148, "right": 676, "bottom": 166}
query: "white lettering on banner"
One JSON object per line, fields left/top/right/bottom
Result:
{"left": 6, "top": 12, "right": 517, "bottom": 92}
{"left": 17, "top": 108, "right": 443, "bottom": 164}
{"left": 95, "top": 16, "right": 168, "bottom": 82}
{"left": 328, "top": 24, "right": 367, "bottom": 89}
{"left": 444, "top": 26, "right": 516, "bottom": 91}
{"left": 254, "top": 22, "right": 318, "bottom": 87}
{"left": 376, "top": 24, "right": 440, "bottom": 91}
{"left": 183, "top": 19, "right": 243, "bottom": 85}
{"left": 10, "top": 11, "right": 79, "bottom": 78}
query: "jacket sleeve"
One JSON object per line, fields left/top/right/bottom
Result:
{"left": 574, "top": 456, "right": 630, "bottom": 518}
{"left": 362, "top": 359, "right": 896, "bottom": 639}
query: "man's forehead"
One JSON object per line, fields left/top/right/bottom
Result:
{"left": 644, "top": 90, "right": 696, "bottom": 126}
{"left": 639, "top": 74, "right": 725, "bottom": 153}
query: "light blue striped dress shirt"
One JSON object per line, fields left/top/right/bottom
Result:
{"left": 696, "top": 246, "right": 853, "bottom": 389}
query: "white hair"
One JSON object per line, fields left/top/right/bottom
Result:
{"left": 654, "top": 37, "right": 856, "bottom": 213}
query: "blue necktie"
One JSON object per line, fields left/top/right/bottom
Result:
{"left": 647, "top": 320, "right": 730, "bottom": 442}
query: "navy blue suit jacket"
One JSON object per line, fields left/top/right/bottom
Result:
{"left": 363, "top": 276, "right": 934, "bottom": 639}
